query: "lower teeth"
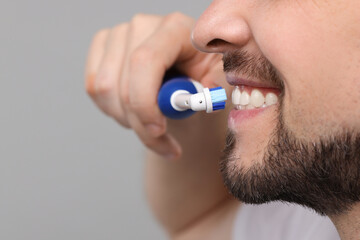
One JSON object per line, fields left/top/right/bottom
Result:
{"left": 235, "top": 103, "right": 270, "bottom": 110}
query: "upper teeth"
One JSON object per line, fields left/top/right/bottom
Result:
{"left": 232, "top": 86, "right": 278, "bottom": 109}
{"left": 240, "top": 91, "right": 250, "bottom": 105}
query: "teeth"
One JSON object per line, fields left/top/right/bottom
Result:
{"left": 250, "top": 89, "right": 265, "bottom": 108}
{"left": 232, "top": 86, "right": 279, "bottom": 110}
{"left": 232, "top": 86, "right": 241, "bottom": 105}
{"left": 240, "top": 91, "right": 250, "bottom": 105}
{"left": 246, "top": 104, "right": 255, "bottom": 110}
{"left": 265, "top": 93, "right": 278, "bottom": 105}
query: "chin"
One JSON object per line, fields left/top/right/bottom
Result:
{"left": 220, "top": 117, "right": 360, "bottom": 216}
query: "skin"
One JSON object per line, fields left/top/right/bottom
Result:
{"left": 85, "top": 13, "right": 237, "bottom": 239}
{"left": 85, "top": 0, "right": 360, "bottom": 239}
{"left": 193, "top": 0, "right": 360, "bottom": 239}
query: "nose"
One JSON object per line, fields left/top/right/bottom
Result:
{"left": 192, "top": 0, "right": 251, "bottom": 53}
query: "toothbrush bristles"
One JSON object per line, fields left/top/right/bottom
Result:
{"left": 213, "top": 101, "right": 226, "bottom": 111}
{"left": 209, "top": 87, "right": 227, "bottom": 111}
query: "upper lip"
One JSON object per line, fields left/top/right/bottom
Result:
{"left": 226, "top": 73, "right": 281, "bottom": 89}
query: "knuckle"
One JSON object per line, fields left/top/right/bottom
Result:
{"left": 165, "top": 12, "right": 187, "bottom": 23}
{"left": 130, "top": 45, "right": 156, "bottom": 67}
{"left": 164, "top": 12, "right": 193, "bottom": 30}
{"left": 129, "top": 99, "right": 150, "bottom": 116}
{"left": 168, "top": 11, "right": 185, "bottom": 19}
{"left": 120, "top": 87, "right": 130, "bottom": 107}
{"left": 101, "top": 52, "right": 119, "bottom": 68}
{"left": 142, "top": 137, "right": 157, "bottom": 149}
{"left": 93, "top": 28, "right": 109, "bottom": 42}
{"left": 131, "top": 13, "right": 148, "bottom": 24}
{"left": 111, "top": 23, "right": 129, "bottom": 33}
{"left": 85, "top": 73, "right": 96, "bottom": 96}
{"left": 128, "top": 99, "right": 142, "bottom": 111}
{"left": 94, "top": 72, "right": 114, "bottom": 96}
{"left": 130, "top": 13, "right": 162, "bottom": 30}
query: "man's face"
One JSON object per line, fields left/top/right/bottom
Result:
{"left": 192, "top": 0, "right": 360, "bottom": 215}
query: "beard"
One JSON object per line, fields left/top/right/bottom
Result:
{"left": 220, "top": 111, "right": 360, "bottom": 216}
{"left": 221, "top": 49, "right": 360, "bottom": 216}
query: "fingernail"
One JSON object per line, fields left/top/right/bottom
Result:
{"left": 146, "top": 124, "right": 163, "bottom": 137}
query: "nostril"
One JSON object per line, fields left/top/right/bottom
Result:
{"left": 207, "top": 38, "right": 229, "bottom": 48}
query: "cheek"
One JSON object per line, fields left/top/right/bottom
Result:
{"left": 253, "top": 5, "right": 360, "bottom": 139}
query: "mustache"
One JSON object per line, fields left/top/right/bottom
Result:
{"left": 222, "top": 50, "right": 284, "bottom": 88}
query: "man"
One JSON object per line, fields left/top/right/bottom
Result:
{"left": 85, "top": 0, "right": 360, "bottom": 239}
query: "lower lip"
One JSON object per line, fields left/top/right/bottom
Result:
{"left": 228, "top": 107, "right": 268, "bottom": 127}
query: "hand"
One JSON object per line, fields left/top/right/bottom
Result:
{"left": 85, "top": 12, "right": 224, "bottom": 160}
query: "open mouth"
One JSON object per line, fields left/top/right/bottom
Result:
{"left": 231, "top": 85, "right": 280, "bottom": 110}
{"left": 227, "top": 74, "right": 282, "bottom": 126}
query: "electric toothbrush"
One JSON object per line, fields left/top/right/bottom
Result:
{"left": 157, "top": 76, "right": 227, "bottom": 119}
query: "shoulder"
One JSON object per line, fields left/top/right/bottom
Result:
{"left": 173, "top": 199, "right": 240, "bottom": 240}
{"left": 232, "top": 201, "right": 340, "bottom": 240}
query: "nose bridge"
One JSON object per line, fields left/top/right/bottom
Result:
{"left": 192, "top": 0, "right": 251, "bottom": 53}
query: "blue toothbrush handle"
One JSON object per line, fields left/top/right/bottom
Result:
{"left": 158, "top": 76, "right": 199, "bottom": 119}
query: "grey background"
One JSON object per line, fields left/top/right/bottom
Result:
{"left": 0, "top": 0, "right": 210, "bottom": 239}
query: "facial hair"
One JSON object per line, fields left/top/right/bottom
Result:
{"left": 220, "top": 50, "right": 360, "bottom": 216}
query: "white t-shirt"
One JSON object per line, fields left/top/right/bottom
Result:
{"left": 232, "top": 202, "right": 340, "bottom": 240}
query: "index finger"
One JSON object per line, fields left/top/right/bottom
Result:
{"left": 127, "top": 13, "right": 196, "bottom": 130}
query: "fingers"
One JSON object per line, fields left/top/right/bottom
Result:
{"left": 85, "top": 13, "right": 205, "bottom": 159}
{"left": 127, "top": 112, "right": 182, "bottom": 159}
{"left": 96, "top": 24, "right": 130, "bottom": 127}
{"left": 123, "top": 14, "right": 184, "bottom": 158}
{"left": 118, "top": 14, "right": 163, "bottom": 131}
{"left": 127, "top": 12, "right": 196, "bottom": 136}
{"left": 120, "top": 13, "right": 197, "bottom": 158}
{"left": 85, "top": 25, "right": 130, "bottom": 127}
{"left": 85, "top": 29, "right": 109, "bottom": 97}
